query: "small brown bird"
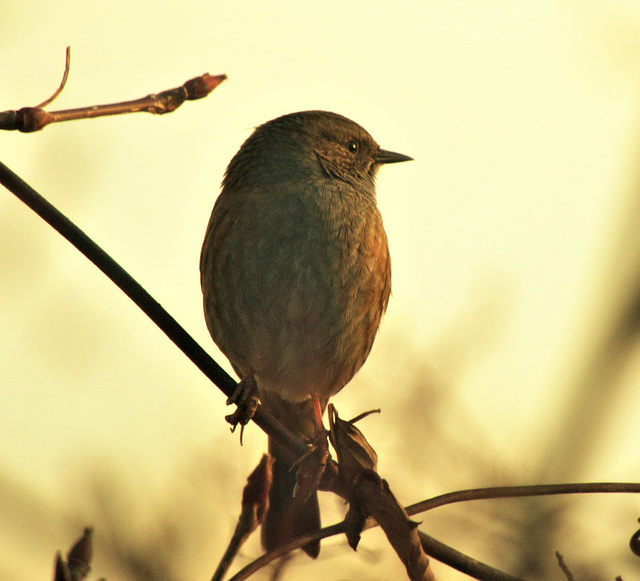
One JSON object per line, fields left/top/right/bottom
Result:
{"left": 200, "top": 110, "right": 411, "bottom": 557}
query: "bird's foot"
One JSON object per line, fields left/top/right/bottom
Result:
{"left": 225, "top": 376, "right": 259, "bottom": 436}
{"left": 292, "top": 394, "right": 329, "bottom": 500}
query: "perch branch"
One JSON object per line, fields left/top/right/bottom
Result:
{"left": 0, "top": 160, "right": 308, "bottom": 460}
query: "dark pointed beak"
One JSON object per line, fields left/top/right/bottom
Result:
{"left": 375, "top": 148, "right": 413, "bottom": 164}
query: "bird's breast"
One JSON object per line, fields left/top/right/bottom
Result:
{"left": 202, "top": 181, "right": 390, "bottom": 402}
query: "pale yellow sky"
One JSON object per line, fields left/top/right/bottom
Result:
{"left": 1, "top": 2, "right": 640, "bottom": 580}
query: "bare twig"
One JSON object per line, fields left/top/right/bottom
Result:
{"left": 418, "top": 531, "right": 523, "bottom": 581}
{"left": 0, "top": 47, "right": 226, "bottom": 132}
{"left": 404, "top": 482, "right": 640, "bottom": 516}
{"left": 348, "top": 408, "right": 381, "bottom": 424}
{"left": 35, "top": 46, "right": 71, "bottom": 108}
{"left": 1, "top": 96, "right": 637, "bottom": 577}
{"left": 211, "top": 455, "right": 273, "bottom": 581}
{"left": 555, "top": 551, "right": 575, "bottom": 581}
{"left": 223, "top": 479, "right": 640, "bottom": 581}
{"left": 225, "top": 524, "right": 524, "bottom": 581}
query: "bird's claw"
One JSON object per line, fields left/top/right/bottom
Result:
{"left": 225, "top": 376, "right": 259, "bottom": 437}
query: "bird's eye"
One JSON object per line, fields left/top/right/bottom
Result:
{"left": 347, "top": 140, "right": 359, "bottom": 154}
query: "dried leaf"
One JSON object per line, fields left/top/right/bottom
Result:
{"left": 53, "top": 552, "right": 71, "bottom": 581}
{"left": 66, "top": 528, "right": 92, "bottom": 581}
{"left": 328, "top": 405, "right": 378, "bottom": 485}
{"left": 241, "top": 454, "right": 273, "bottom": 530}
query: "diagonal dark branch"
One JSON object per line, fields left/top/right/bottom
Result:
{"left": 0, "top": 160, "right": 307, "bottom": 458}
{"left": 418, "top": 531, "right": 523, "bottom": 581}
{"left": 555, "top": 551, "right": 575, "bottom": 581}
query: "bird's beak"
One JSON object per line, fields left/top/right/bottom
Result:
{"left": 375, "top": 148, "right": 413, "bottom": 164}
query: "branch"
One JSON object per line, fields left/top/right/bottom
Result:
{"left": 418, "top": 531, "right": 522, "bottom": 581}
{"left": 0, "top": 47, "right": 227, "bottom": 132}
{"left": 405, "top": 482, "right": 640, "bottom": 515}
{"left": 4, "top": 160, "right": 639, "bottom": 579}
{"left": 225, "top": 523, "right": 523, "bottom": 581}
{"left": 35, "top": 46, "right": 71, "bottom": 109}
{"left": 211, "top": 455, "right": 273, "bottom": 581}
{"left": 2, "top": 69, "right": 637, "bottom": 576}
{"left": 0, "top": 161, "right": 309, "bottom": 460}
{"left": 555, "top": 551, "right": 575, "bottom": 581}
{"left": 225, "top": 480, "right": 640, "bottom": 581}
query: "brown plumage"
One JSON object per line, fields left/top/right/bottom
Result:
{"left": 200, "top": 110, "right": 411, "bottom": 557}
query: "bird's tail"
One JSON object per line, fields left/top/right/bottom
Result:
{"left": 260, "top": 395, "right": 323, "bottom": 558}
{"left": 262, "top": 436, "right": 321, "bottom": 557}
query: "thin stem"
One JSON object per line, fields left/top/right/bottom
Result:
{"left": 34, "top": 46, "right": 71, "bottom": 108}
{"left": 404, "top": 482, "right": 640, "bottom": 516}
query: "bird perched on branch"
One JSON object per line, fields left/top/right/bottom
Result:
{"left": 200, "top": 110, "right": 411, "bottom": 557}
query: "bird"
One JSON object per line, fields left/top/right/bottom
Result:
{"left": 200, "top": 110, "right": 411, "bottom": 557}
